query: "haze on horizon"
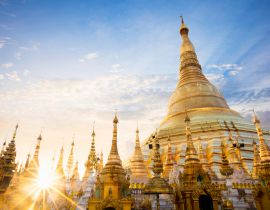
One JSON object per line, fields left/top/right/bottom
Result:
{"left": 0, "top": 0, "right": 270, "bottom": 177}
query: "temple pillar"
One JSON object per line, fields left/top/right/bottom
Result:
{"left": 88, "top": 199, "right": 100, "bottom": 210}
{"left": 185, "top": 193, "right": 193, "bottom": 210}
{"left": 213, "top": 199, "right": 219, "bottom": 210}
{"left": 193, "top": 199, "right": 200, "bottom": 210}
{"left": 180, "top": 201, "right": 185, "bottom": 210}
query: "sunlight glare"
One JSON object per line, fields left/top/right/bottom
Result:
{"left": 37, "top": 166, "right": 54, "bottom": 189}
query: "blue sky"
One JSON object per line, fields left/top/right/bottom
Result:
{"left": 0, "top": 0, "right": 270, "bottom": 175}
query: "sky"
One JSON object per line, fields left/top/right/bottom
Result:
{"left": 0, "top": 0, "right": 270, "bottom": 176}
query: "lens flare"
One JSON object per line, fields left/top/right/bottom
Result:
{"left": 37, "top": 166, "right": 54, "bottom": 189}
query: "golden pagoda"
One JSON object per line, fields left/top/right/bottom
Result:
{"left": 130, "top": 127, "right": 148, "bottom": 183}
{"left": 88, "top": 114, "right": 132, "bottom": 210}
{"left": 142, "top": 17, "right": 270, "bottom": 176}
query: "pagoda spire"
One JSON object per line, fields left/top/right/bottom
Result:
{"left": 178, "top": 17, "right": 208, "bottom": 85}
{"left": 84, "top": 123, "right": 98, "bottom": 177}
{"left": 97, "top": 151, "right": 103, "bottom": 173}
{"left": 24, "top": 153, "right": 30, "bottom": 169}
{"left": 71, "top": 160, "right": 80, "bottom": 181}
{"left": 3, "top": 124, "right": 18, "bottom": 179}
{"left": 219, "top": 142, "right": 234, "bottom": 177}
{"left": 135, "top": 126, "right": 140, "bottom": 150}
{"left": 198, "top": 138, "right": 216, "bottom": 179}
{"left": 152, "top": 132, "right": 163, "bottom": 178}
{"left": 252, "top": 110, "right": 270, "bottom": 180}
{"left": 90, "top": 123, "right": 96, "bottom": 161}
{"left": 252, "top": 140, "right": 260, "bottom": 179}
{"left": 56, "top": 146, "right": 65, "bottom": 178}
{"left": 253, "top": 110, "right": 270, "bottom": 162}
{"left": 163, "top": 135, "right": 174, "bottom": 179}
{"left": 31, "top": 133, "right": 42, "bottom": 168}
{"left": 166, "top": 18, "right": 229, "bottom": 118}
{"left": 106, "top": 113, "right": 121, "bottom": 165}
{"left": 101, "top": 113, "right": 125, "bottom": 176}
{"left": 184, "top": 112, "right": 199, "bottom": 163}
{"left": 66, "top": 140, "right": 74, "bottom": 177}
{"left": 25, "top": 134, "right": 42, "bottom": 178}
{"left": 130, "top": 126, "right": 148, "bottom": 182}
{"left": 12, "top": 123, "right": 19, "bottom": 141}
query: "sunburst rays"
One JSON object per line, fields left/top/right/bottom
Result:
{"left": 7, "top": 161, "right": 84, "bottom": 210}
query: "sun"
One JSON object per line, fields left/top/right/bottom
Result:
{"left": 37, "top": 166, "right": 54, "bottom": 189}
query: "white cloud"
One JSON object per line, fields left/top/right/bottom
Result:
{"left": 110, "top": 63, "right": 122, "bottom": 73}
{"left": 0, "top": 73, "right": 175, "bottom": 164}
{"left": 23, "top": 69, "right": 30, "bottom": 76}
{"left": 14, "top": 42, "right": 40, "bottom": 60}
{"left": 205, "top": 73, "right": 225, "bottom": 88}
{"left": 15, "top": 52, "right": 22, "bottom": 60}
{"left": 19, "top": 42, "right": 40, "bottom": 51}
{"left": 207, "top": 63, "right": 242, "bottom": 76}
{"left": 0, "top": 37, "right": 11, "bottom": 49}
{"left": 1, "top": 62, "right": 13, "bottom": 68}
{"left": 5, "top": 71, "right": 20, "bottom": 81}
{"left": 0, "top": 74, "right": 4, "bottom": 80}
{"left": 79, "top": 52, "right": 99, "bottom": 63}
{"left": 0, "top": 74, "right": 175, "bottom": 121}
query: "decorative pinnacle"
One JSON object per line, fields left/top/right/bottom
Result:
{"left": 109, "top": 113, "right": 120, "bottom": 157}
{"left": 135, "top": 126, "right": 140, "bottom": 147}
{"left": 184, "top": 114, "right": 198, "bottom": 163}
{"left": 179, "top": 15, "right": 184, "bottom": 24}
{"left": 37, "top": 133, "right": 42, "bottom": 141}
{"left": 25, "top": 153, "right": 30, "bottom": 168}
{"left": 179, "top": 16, "right": 189, "bottom": 35}
{"left": 12, "top": 124, "right": 19, "bottom": 140}
{"left": 92, "top": 121, "right": 95, "bottom": 137}
{"left": 252, "top": 108, "right": 260, "bottom": 124}
{"left": 72, "top": 134, "right": 75, "bottom": 146}
{"left": 219, "top": 142, "right": 234, "bottom": 177}
{"left": 113, "top": 112, "right": 119, "bottom": 124}
{"left": 184, "top": 109, "right": 190, "bottom": 123}
{"left": 152, "top": 134, "right": 163, "bottom": 177}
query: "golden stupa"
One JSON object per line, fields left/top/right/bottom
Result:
{"left": 129, "top": 127, "right": 148, "bottom": 183}
{"left": 142, "top": 18, "right": 270, "bottom": 174}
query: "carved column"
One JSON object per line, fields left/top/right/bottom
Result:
{"left": 193, "top": 199, "right": 200, "bottom": 210}
{"left": 185, "top": 193, "right": 193, "bottom": 210}
{"left": 212, "top": 199, "right": 219, "bottom": 210}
